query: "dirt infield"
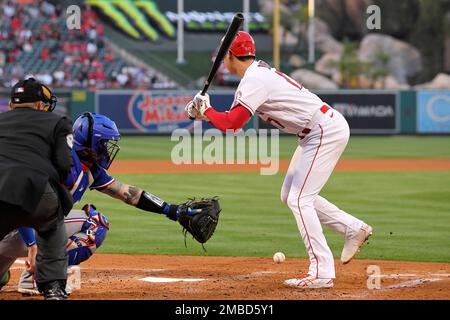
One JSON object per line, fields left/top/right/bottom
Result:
{"left": 2, "top": 254, "right": 449, "bottom": 300}
{"left": 108, "top": 159, "right": 450, "bottom": 174}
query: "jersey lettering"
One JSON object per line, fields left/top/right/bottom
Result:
{"left": 257, "top": 60, "right": 303, "bottom": 90}
{"left": 275, "top": 70, "right": 303, "bottom": 90}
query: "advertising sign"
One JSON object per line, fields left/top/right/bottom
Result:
{"left": 96, "top": 90, "right": 249, "bottom": 134}
{"left": 258, "top": 91, "right": 399, "bottom": 134}
{"left": 417, "top": 91, "right": 450, "bottom": 133}
{"left": 97, "top": 91, "right": 195, "bottom": 133}
{"left": 318, "top": 91, "right": 398, "bottom": 134}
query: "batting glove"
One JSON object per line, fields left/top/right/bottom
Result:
{"left": 185, "top": 100, "right": 199, "bottom": 119}
{"left": 185, "top": 100, "right": 209, "bottom": 121}
{"left": 193, "top": 92, "right": 212, "bottom": 117}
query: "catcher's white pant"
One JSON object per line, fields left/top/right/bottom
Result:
{"left": 281, "top": 108, "right": 365, "bottom": 279}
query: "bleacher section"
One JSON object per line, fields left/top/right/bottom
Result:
{"left": 0, "top": 0, "right": 176, "bottom": 89}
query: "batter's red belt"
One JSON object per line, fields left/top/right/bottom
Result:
{"left": 298, "top": 105, "right": 331, "bottom": 140}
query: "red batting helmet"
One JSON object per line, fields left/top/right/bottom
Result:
{"left": 229, "top": 31, "right": 255, "bottom": 57}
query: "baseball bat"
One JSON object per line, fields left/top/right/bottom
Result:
{"left": 189, "top": 12, "right": 244, "bottom": 120}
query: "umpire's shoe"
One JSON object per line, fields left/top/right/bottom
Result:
{"left": 40, "top": 281, "right": 69, "bottom": 300}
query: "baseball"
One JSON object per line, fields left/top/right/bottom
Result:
{"left": 273, "top": 252, "right": 285, "bottom": 263}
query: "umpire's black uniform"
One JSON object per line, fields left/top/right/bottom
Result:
{"left": 0, "top": 78, "right": 73, "bottom": 298}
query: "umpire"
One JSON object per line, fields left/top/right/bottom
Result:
{"left": 0, "top": 78, "right": 73, "bottom": 300}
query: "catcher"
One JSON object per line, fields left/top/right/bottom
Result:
{"left": 0, "top": 112, "right": 221, "bottom": 297}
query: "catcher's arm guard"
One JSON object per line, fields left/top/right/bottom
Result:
{"left": 176, "top": 197, "right": 221, "bottom": 244}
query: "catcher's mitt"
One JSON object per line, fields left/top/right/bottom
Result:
{"left": 176, "top": 197, "right": 221, "bottom": 245}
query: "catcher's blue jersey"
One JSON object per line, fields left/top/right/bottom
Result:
{"left": 64, "top": 150, "right": 115, "bottom": 203}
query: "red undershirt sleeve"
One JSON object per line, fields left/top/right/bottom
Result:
{"left": 204, "top": 104, "right": 252, "bottom": 132}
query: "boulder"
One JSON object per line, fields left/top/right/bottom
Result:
{"left": 311, "top": 17, "right": 332, "bottom": 36}
{"left": 289, "top": 54, "right": 305, "bottom": 68}
{"left": 415, "top": 73, "right": 450, "bottom": 89}
{"left": 290, "top": 69, "right": 338, "bottom": 90}
{"left": 316, "top": 33, "right": 343, "bottom": 55}
{"left": 258, "top": 0, "right": 276, "bottom": 15}
{"left": 310, "top": 18, "right": 343, "bottom": 54}
{"left": 383, "top": 75, "right": 410, "bottom": 89}
{"left": 315, "top": 52, "right": 340, "bottom": 76}
{"left": 296, "top": 18, "right": 343, "bottom": 55}
{"left": 359, "top": 33, "right": 422, "bottom": 84}
{"left": 373, "top": 75, "right": 410, "bottom": 90}
{"left": 280, "top": 28, "right": 299, "bottom": 46}
{"left": 357, "top": 74, "right": 410, "bottom": 89}
{"left": 357, "top": 75, "right": 373, "bottom": 89}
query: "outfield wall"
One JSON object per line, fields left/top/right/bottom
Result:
{"left": 0, "top": 89, "right": 448, "bottom": 135}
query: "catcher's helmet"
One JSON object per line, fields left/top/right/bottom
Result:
{"left": 229, "top": 31, "right": 255, "bottom": 57}
{"left": 10, "top": 77, "right": 57, "bottom": 112}
{"left": 73, "top": 112, "right": 120, "bottom": 169}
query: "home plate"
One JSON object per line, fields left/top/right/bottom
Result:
{"left": 139, "top": 277, "right": 206, "bottom": 283}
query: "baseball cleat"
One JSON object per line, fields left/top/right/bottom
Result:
{"left": 0, "top": 270, "right": 11, "bottom": 290}
{"left": 341, "top": 224, "right": 373, "bottom": 264}
{"left": 17, "top": 270, "right": 40, "bottom": 296}
{"left": 18, "top": 269, "right": 73, "bottom": 296}
{"left": 284, "top": 274, "right": 334, "bottom": 289}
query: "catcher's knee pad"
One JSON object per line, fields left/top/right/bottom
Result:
{"left": 80, "top": 204, "right": 109, "bottom": 246}
{"left": 82, "top": 204, "right": 110, "bottom": 230}
{"left": 67, "top": 204, "right": 110, "bottom": 265}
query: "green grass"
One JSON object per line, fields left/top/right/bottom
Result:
{"left": 79, "top": 170, "right": 450, "bottom": 263}
{"left": 117, "top": 135, "right": 450, "bottom": 160}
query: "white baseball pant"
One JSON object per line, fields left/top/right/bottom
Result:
{"left": 281, "top": 108, "right": 366, "bottom": 279}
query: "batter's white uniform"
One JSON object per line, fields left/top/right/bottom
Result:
{"left": 232, "top": 60, "right": 366, "bottom": 278}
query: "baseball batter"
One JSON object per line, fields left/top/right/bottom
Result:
{"left": 186, "top": 31, "right": 373, "bottom": 289}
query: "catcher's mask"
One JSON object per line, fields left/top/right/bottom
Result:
{"left": 10, "top": 77, "right": 57, "bottom": 112}
{"left": 73, "top": 112, "right": 121, "bottom": 169}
